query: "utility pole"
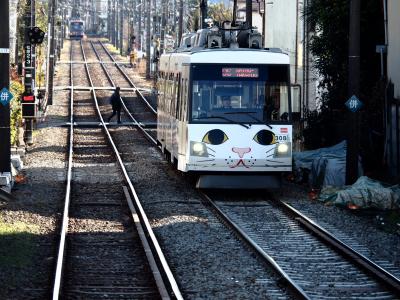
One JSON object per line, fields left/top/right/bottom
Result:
{"left": 60, "top": 4, "right": 64, "bottom": 49}
{"left": 24, "top": 0, "right": 34, "bottom": 144}
{"left": 132, "top": 0, "right": 136, "bottom": 27}
{"left": 153, "top": 0, "right": 157, "bottom": 37}
{"left": 146, "top": 0, "right": 151, "bottom": 79}
{"left": 200, "top": 0, "right": 207, "bottom": 29}
{"left": 0, "top": 0, "right": 11, "bottom": 176}
{"left": 160, "top": 0, "right": 168, "bottom": 53}
{"left": 232, "top": 0, "right": 237, "bottom": 25}
{"left": 174, "top": 0, "right": 178, "bottom": 45}
{"left": 119, "top": 0, "right": 124, "bottom": 55}
{"left": 346, "top": 0, "right": 360, "bottom": 184}
{"left": 31, "top": 0, "right": 36, "bottom": 93}
{"left": 178, "top": 0, "right": 183, "bottom": 44}
{"left": 47, "top": 0, "right": 56, "bottom": 106}
{"left": 138, "top": 0, "right": 142, "bottom": 51}
{"left": 146, "top": 0, "right": 151, "bottom": 78}
{"left": 246, "top": 0, "right": 252, "bottom": 28}
{"left": 107, "top": 0, "right": 111, "bottom": 41}
{"left": 112, "top": 1, "right": 116, "bottom": 46}
{"left": 116, "top": 1, "right": 119, "bottom": 49}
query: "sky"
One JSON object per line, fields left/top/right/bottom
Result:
{"left": 209, "top": 0, "right": 231, "bottom": 6}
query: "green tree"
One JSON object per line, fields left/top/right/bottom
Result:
{"left": 304, "top": 0, "right": 386, "bottom": 174}
{"left": 305, "top": 0, "right": 384, "bottom": 110}
{"left": 186, "top": 1, "right": 232, "bottom": 32}
{"left": 208, "top": 3, "right": 231, "bottom": 24}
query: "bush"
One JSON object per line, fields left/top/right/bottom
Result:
{"left": 10, "top": 81, "right": 24, "bottom": 146}
{"left": 303, "top": 109, "right": 348, "bottom": 150}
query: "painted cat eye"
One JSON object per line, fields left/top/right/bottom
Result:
{"left": 253, "top": 130, "right": 276, "bottom": 145}
{"left": 202, "top": 129, "right": 229, "bottom": 145}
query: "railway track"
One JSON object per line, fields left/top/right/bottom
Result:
{"left": 84, "top": 40, "right": 158, "bottom": 139}
{"left": 51, "top": 39, "right": 182, "bottom": 299}
{"left": 201, "top": 191, "right": 400, "bottom": 299}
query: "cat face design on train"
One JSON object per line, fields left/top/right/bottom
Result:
{"left": 197, "top": 128, "right": 280, "bottom": 168}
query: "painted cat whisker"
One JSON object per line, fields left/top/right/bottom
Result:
{"left": 197, "top": 159, "right": 216, "bottom": 163}
{"left": 206, "top": 147, "right": 216, "bottom": 153}
{"left": 265, "top": 147, "right": 276, "bottom": 155}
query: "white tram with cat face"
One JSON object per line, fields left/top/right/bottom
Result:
{"left": 157, "top": 27, "right": 294, "bottom": 189}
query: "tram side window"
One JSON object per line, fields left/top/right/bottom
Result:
{"left": 192, "top": 81, "right": 212, "bottom": 118}
{"left": 168, "top": 74, "right": 174, "bottom": 114}
{"left": 180, "top": 77, "right": 187, "bottom": 121}
{"left": 175, "top": 74, "right": 181, "bottom": 119}
{"left": 183, "top": 79, "right": 188, "bottom": 122}
{"left": 264, "top": 85, "right": 288, "bottom": 121}
{"left": 158, "top": 72, "right": 164, "bottom": 111}
{"left": 172, "top": 74, "right": 178, "bottom": 119}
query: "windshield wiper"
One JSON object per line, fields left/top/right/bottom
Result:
{"left": 193, "top": 115, "right": 250, "bottom": 129}
{"left": 224, "top": 111, "right": 273, "bottom": 129}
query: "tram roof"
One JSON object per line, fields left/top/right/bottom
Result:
{"left": 161, "top": 48, "right": 290, "bottom": 65}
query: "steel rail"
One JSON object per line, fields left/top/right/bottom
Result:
{"left": 119, "top": 98, "right": 158, "bottom": 144}
{"left": 280, "top": 200, "right": 400, "bottom": 294}
{"left": 54, "top": 86, "right": 142, "bottom": 91}
{"left": 98, "top": 40, "right": 157, "bottom": 114}
{"left": 0, "top": 187, "right": 14, "bottom": 201}
{"left": 52, "top": 39, "right": 75, "bottom": 300}
{"left": 89, "top": 41, "right": 114, "bottom": 86}
{"left": 90, "top": 40, "right": 157, "bottom": 144}
{"left": 58, "top": 60, "right": 130, "bottom": 64}
{"left": 81, "top": 40, "right": 183, "bottom": 300}
{"left": 200, "top": 192, "right": 311, "bottom": 300}
{"left": 54, "top": 85, "right": 150, "bottom": 92}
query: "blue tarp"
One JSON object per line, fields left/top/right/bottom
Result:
{"left": 293, "top": 141, "right": 347, "bottom": 187}
{"left": 319, "top": 176, "right": 400, "bottom": 209}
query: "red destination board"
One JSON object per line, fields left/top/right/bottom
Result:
{"left": 222, "top": 68, "right": 259, "bottom": 78}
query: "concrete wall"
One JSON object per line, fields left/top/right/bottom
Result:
{"left": 264, "top": 0, "right": 318, "bottom": 112}
{"left": 265, "top": 0, "right": 298, "bottom": 82}
{"left": 388, "top": 0, "right": 400, "bottom": 99}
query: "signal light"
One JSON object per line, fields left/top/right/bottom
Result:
{"left": 23, "top": 95, "right": 34, "bottom": 101}
{"left": 28, "top": 27, "right": 45, "bottom": 44}
{"left": 22, "top": 93, "right": 36, "bottom": 118}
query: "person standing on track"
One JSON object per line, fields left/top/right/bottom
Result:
{"left": 107, "top": 87, "right": 123, "bottom": 124}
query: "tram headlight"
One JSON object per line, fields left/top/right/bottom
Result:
{"left": 190, "top": 141, "right": 209, "bottom": 157}
{"left": 274, "top": 142, "right": 291, "bottom": 158}
{"left": 277, "top": 143, "right": 289, "bottom": 153}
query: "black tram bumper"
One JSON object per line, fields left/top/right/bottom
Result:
{"left": 196, "top": 174, "right": 282, "bottom": 189}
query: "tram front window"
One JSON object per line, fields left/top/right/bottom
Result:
{"left": 191, "top": 80, "right": 289, "bottom": 123}
{"left": 71, "top": 22, "right": 83, "bottom": 31}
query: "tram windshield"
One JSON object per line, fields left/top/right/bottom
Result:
{"left": 71, "top": 22, "right": 83, "bottom": 31}
{"left": 190, "top": 64, "right": 290, "bottom": 124}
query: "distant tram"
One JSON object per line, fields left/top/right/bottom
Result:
{"left": 69, "top": 19, "right": 84, "bottom": 39}
{"left": 157, "top": 25, "right": 296, "bottom": 189}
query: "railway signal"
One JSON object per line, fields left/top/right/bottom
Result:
{"left": 28, "top": 26, "right": 45, "bottom": 44}
{"left": 21, "top": 93, "right": 37, "bottom": 118}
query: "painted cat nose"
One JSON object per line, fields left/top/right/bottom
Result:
{"left": 232, "top": 147, "right": 251, "bottom": 158}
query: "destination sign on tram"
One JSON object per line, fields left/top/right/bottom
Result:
{"left": 222, "top": 68, "right": 259, "bottom": 78}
